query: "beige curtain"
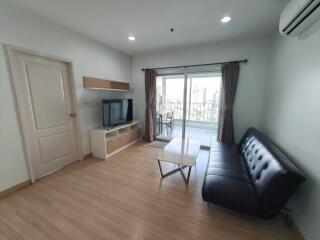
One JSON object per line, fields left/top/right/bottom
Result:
{"left": 145, "top": 69, "right": 157, "bottom": 142}
{"left": 217, "top": 62, "right": 240, "bottom": 144}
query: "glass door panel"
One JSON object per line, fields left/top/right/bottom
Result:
{"left": 155, "top": 75, "right": 184, "bottom": 141}
{"left": 185, "top": 73, "right": 221, "bottom": 147}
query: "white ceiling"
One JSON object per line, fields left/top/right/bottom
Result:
{"left": 8, "top": 0, "right": 289, "bottom": 55}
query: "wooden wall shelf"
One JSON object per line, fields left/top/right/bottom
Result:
{"left": 83, "top": 76, "right": 129, "bottom": 91}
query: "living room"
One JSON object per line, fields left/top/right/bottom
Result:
{"left": 0, "top": 0, "right": 319, "bottom": 239}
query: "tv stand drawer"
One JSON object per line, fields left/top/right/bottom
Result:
{"left": 130, "top": 128, "right": 141, "bottom": 142}
{"left": 120, "top": 133, "right": 131, "bottom": 146}
{"left": 106, "top": 136, "right": 121, "bottom": 153}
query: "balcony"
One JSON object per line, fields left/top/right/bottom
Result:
{"left": 156, "top": 101, "right": 219, "bottom": 147}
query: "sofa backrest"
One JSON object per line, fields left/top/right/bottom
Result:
{"left": 240, "top": 128, "right": 305, "bottom": 218}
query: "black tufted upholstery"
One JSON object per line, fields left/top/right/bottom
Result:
{"left": 202, "top": 128, "right": 305, "bottom": 218}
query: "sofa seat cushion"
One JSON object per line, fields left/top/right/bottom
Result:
{"left": 208, "top": 154, "right": 250, "bottom": 183}
{"left": 210, "top": 143, "right": 239, "bottom": 154}
{"left": 202, "top": 175, "right": 260, "bottom": 215}
{"left": 207, "top": 164, "right": 250, "bottom": 183}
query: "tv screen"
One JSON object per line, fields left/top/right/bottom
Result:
{"left": 102, "top": 99, "right": 133, "bottom": 127}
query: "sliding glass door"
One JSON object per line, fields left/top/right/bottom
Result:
{"left": 155, "top": 71, "right": 222, "bottom": 147}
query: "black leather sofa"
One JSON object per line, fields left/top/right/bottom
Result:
{"left": 202, "top": 128, "right": 305, "bottom": 218}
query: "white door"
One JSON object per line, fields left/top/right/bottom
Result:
{"left": 9, "top": 49, "right": 78, "bottom": 179}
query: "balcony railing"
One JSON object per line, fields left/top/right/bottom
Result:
{"left": 157, "top": 101, "right": 219, "bottom": 123}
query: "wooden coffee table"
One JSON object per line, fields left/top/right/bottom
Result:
{"left": 156, "top": 138, "right": 201, "bottom": 184}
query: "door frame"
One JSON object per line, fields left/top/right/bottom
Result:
{"left": 182, "top": 71, "right": 188, "bottom": 139}
{"left": 4, "top": 44, "right": 83, "bottom": 183}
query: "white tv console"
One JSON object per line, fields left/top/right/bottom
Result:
{"left": 90, "top": 120, "right": 142, "bottom": 160}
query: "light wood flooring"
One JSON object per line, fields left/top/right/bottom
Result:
{"left": 0, "top": 142, "right": 301, "bottom": 240}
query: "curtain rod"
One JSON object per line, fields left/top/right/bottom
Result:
{"left": 141, "top": 59, "right": 248, "bottom": 71}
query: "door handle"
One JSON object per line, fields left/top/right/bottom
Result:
{"left": 69, "top": 113, "right": 76, "bottom": 118}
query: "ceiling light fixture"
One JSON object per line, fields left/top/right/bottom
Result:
{"left": 128, "top": 36, "right": 135, "bottom": 41}
{"left": 221, "top": 16, "right": 232, "bottom": 23}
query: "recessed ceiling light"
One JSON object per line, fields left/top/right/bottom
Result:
{"left": 128, "top": 36, "right": 135, "bottom": 41}
{"left": 221, "top": 16, "right": 232, "bottom": 23}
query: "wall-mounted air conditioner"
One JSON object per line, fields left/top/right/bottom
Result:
{"left": 279, "top": 0, "right": 320, "bottom": 36}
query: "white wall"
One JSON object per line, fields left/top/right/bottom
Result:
{"left": 261, "top": 32, "right": 320, "bottom": 240}
{"left": 0, "top": 0, "right": 131, "bottom": 191}
{"left": 132, "top": 37, "right": 272, "bottom": 142}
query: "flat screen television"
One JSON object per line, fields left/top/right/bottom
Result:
{"left": 102, "top": 99, "right": 133, "bottom": 127}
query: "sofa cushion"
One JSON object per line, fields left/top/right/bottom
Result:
{"left": 210, "top": 142, "right": 240, "bottom": 154}
{"left": 207, "top": 164, "right": 250, "bottom": 183}
{"left": 208, "top": 154, "right": 249, "bottom": 183}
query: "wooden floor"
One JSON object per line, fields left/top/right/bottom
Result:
{"left": 0, "top": 142, "right": 300, "bottom": 240}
